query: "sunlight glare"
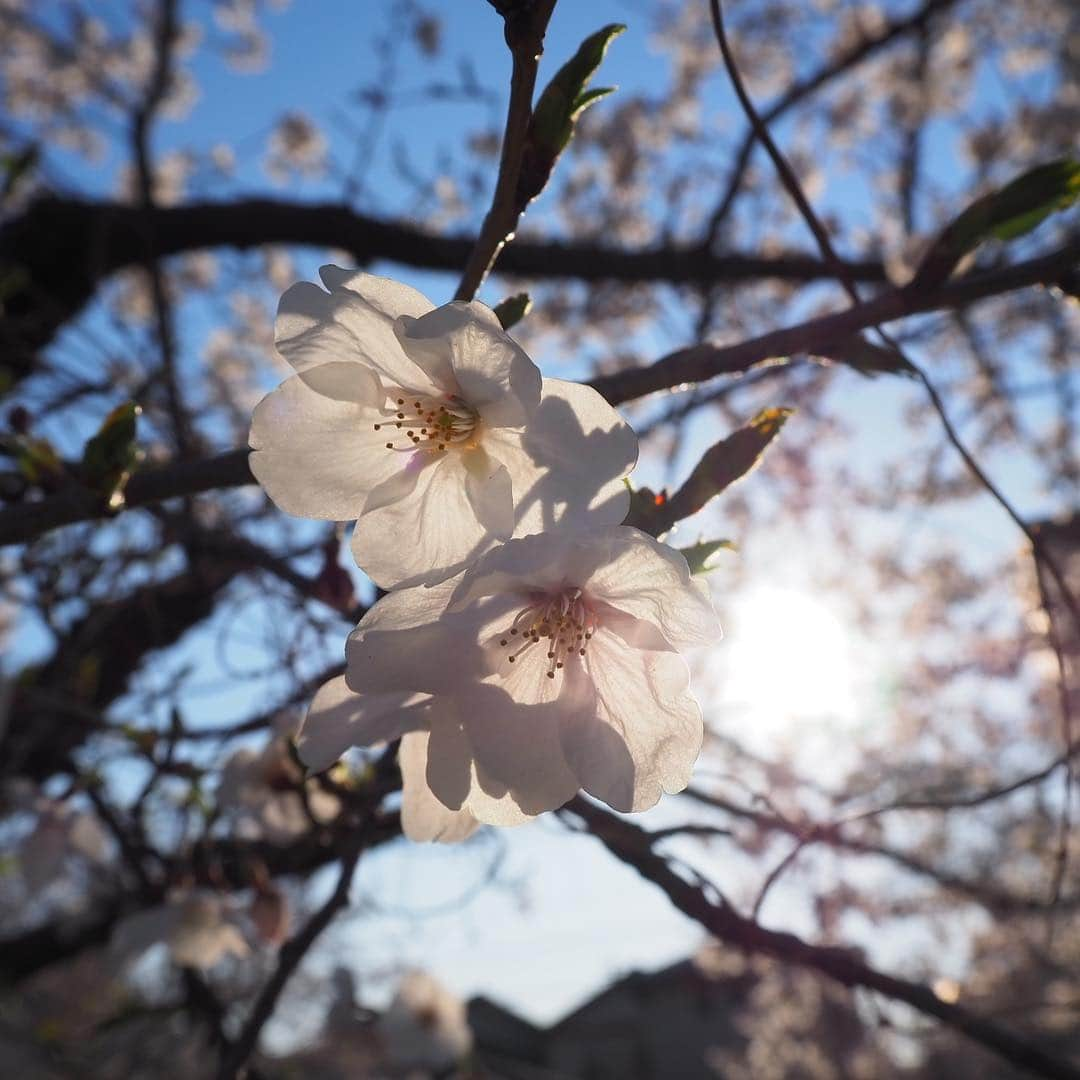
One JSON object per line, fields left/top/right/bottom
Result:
{"left": 722, "top": 586, "right": 858, "bottom": 731}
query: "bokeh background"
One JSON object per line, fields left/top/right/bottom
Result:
{"left": 1, "top": 0, "right": 1077, "bottom": 1076}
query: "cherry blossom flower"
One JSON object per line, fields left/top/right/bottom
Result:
{"left": 375, "top": 971, "right": 473, "bottom": 1073}
{"left": 249, "top": 268, "right": 637, "bottom": 587}
{"left": 297, "top": 527, "right": 719, "bottom": 838}
{"left": 111, "top": 892, "right": 249, "bottom": 972}
{"left": 8, "top": 789, "right": 109, "bottom": 892}
{"left": 218, "top": 722, "right": 339, "bottom": 842}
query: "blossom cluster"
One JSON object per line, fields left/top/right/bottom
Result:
{"left": 250, "top": 269, "right": 720, "bottom": 841}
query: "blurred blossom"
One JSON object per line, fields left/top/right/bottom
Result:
{"left": 375, "top": 971, "right": 473, "bottom": 1074}
{"left": 111, "top": 891, "right": 249, "bottom": 972}
{"left": 265, "top": 111, "right": 328, "bottom": 183}
{"left": 13, "top": 797, "right": 108, "bottom": 893}
{"left": 249, "top": 882, "right": 291, "bottom": 946}
{"left": 218, "top": 722, "right": 339, "bottom": 843}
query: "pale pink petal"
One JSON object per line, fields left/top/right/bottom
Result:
{"left": 396, "top": 302, "right": 541, "bottom": 426}
{"left": 560, "top": 616, "right": 703, "bottom": 812}
{"left": 250, "top": 367, "right": 403, "bottom": 521}
{"left": 297, "top": 676, "right": 432, "bottom": 773}
{"left": 488, "top": 377, "right": 637, "bottom": 536}
{"left": 585, "top": 528, "right": 721, "bottom": 649}
{"left": 463, "top": 447, "right": 514, "bottom": 539}
{"left": 275, "top": 269, "right": 437, "bottom": 394}
{"left": 399, "top": 731, "right": 480, "bottom": 844}
{"left": 350, "top": 452, "right": 509, "bottom": 588}
{"left": 343, "top": 577, "right": 501, "bottom": 694}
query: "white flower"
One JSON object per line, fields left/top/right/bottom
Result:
{"left": 13, "top": 796, "right": 109, "bottom": 893}
{"left": 111, "top": 892, "right": 249, "bottom": 972}
{"left": 218, "top": 725, "right": 339, "bottom": 843}
{"left": 249, "top": 268, "right": 637, "bottom": 588}
{"left": 297, "top": 527, "right": 719, "bottom": 838}
{"left": 375, "top": 971, "right": 473, "bottom": 1073}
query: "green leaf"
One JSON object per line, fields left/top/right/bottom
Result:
{"left": 570, "top": 85, "right": 616, "bottom": 120}
{"left": 493, "top": 292, "right": 532, "bottom": 329}
{"left": 0, "top": 144, "right": 38, "bottom": 204}
{"left": 81, "top": 401, "right": 142, "bottom": 510}
{"left": 516, "top": 24, "right": 625, "bottom": 207}
{"left": 913, "top": 158, "right": 1080, "bottom": 289}
{"left": 678, "top": 539, "right": 736, "bottom": 575}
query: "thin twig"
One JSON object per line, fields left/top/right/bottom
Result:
{"left": 454, "top": 0, "right": 557, "bottom": 301}
{"left": 216, "top": 834, "right": 365, "bottom": 1079}
{"left": 567, "top": 798, "right": 1080, "bottom": 1080}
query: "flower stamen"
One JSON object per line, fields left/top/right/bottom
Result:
{"left": 496, "top": 587, "right": 598, "bottom": 679}
{"left": 373, "top": 391, "right": 478, "bottom": 454}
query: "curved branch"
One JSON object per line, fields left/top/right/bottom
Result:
{"left": 1, "top": 241, "right": 1073, "bottom": 549}
{"left": 0, "top": 195, "right": 889, "bottom": 389}
{"left": 567, "top": 799, "right": 1080, "bottom": 1080}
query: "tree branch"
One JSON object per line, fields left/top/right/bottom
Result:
{"left": 1, "top": 240, "right": 1073, "bottom": 550}
{"left": 454, "top": 0, "right": 557, "bottom": 301}
{"left": 0, "top": 195, "right": 889, "bottom": 390}
{"left": 567, "top": 798, "right": 1080, "bottom": 1080}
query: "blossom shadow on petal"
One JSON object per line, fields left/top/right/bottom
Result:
{"left": 515, "top": 383, "right": 636, "bottom": 536}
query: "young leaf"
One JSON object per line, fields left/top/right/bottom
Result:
{"left": 516, "top": 23, "right": 625, "bottom": 208}
{"left": 81, "top": 401, "right": 143, "bottom": 510}
{"left": 678, "top": 539, "right": 736, "bottom": 575}
{"left": 912, "top": 158, "right": 1080, "bottom": 290}
{"left": 493, "top": 292, "right": 532, "bottom": 329}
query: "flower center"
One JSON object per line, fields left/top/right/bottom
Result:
{"left": 373, "top": 393, "right": 478, "bottom": 453}
{"left": 496, "top": 587, "right": 598, "bottom": 680}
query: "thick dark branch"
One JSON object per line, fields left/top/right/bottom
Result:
{"left": 568, "top": 799, "right": 1080, "bottom": 1080}
{"left": 0, "top": 447, "right": 251, "bottom": 546}
{"left": 0, "top": 195, "right": 888, "bottom": 389}
{"left": 589, "top": 239, "right": 1079, "bottom": 405}
{"left": 1, "top": 242, "right": 1073, "bottom": 549}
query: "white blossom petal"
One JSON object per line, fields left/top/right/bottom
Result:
{"left": 399, "top": 731, "right": 480, "bottom": 843}
{"left": 561, "top": 614, "right": 703, "bottom": 812}
{"left": 297, "top": 676, "right": 432, "bottom": 773}
{"left": 276, "top": 270, "right": 435, "bottom": 393}
{"left": 463, "top": 447, "right": 514, "bottom": 539}
{"left": 585, "top": 528, "right": 721, "bottom": 649}
{"left": 396, "top": 302, "right": 541, "bottom": 426}
{"left": 350, "top": 452, "right": 510, "bottom": 588}
{"left": 490, "top": 377, "right": 637, "bottom": 536}
{"left": 250, "top": 366, "right": 402, "bottom": 520}
{"left": 343, "top": 577, "right": 499, "bottom": 694}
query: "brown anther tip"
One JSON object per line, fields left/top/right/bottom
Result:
{"left": 499, "top": 639, "right": 508, "bottom": 646}
{"left": 397, "top": 412, "right": 405, "bottom": 419}
{"left": 556, "top": 662, "right": 564, "bottom": 669}
{"left": 396, "top": 398, "right": 405, "bottom": 405}
{"left": 385, "top": 442, "right": 394, "bottom": 449}
{"left": 579, "top": 648, "right": 586, "bottom": 656}
{"left": 510, "top": 628, "right": 518, "bottom": 635}
{"left": 508, "top": 656, "right": 515, "bottom": 663}
{"left": 546, "top": 671, "right": 555, "bottom": 679}
{"left": 547, "top": 651, "right": 555, "bottom": 658}
{"left": 373, "top": 423, "right": 381, "bottom": 431}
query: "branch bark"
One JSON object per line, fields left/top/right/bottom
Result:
{"left": 568, "top": 798, "right": 1080, "bottom": 1080}
{"left": 0, "top": 195, "right": 889, "bottom": 391}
